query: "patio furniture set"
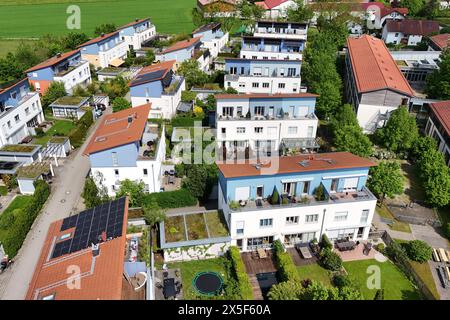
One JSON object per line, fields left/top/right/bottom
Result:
{"left": 155, "top": 269, "right": 182, "bottom": 300}
{"left": 432, "top": 247, "right": 450, "bottom": 289}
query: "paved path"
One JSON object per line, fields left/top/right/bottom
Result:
{"left": 0, "top": 111, "right": 108, "bottom": 300}
{"left": 372, "top": 212, "right": 414, "bottom": 241}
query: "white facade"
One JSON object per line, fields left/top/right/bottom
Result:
{"left": 53, "top": 61, "right": 91, "bottom": 94}
{"left": 382, "top": 28, "right": 424, "bottom": 46}
{"left": 99, "top": 41, "right": 129, "bottom": 68}
{"left": 121, "top": 25, "right": 156, "bottom": 50}
{"left": 0, "top": 92, "right": 44, "bottom": 147}
{"left": 240, "top": 50, "right": 302, "bottom": 61}
{"left": 425, "top": 117, "right": 450, "bottom": 166}
{"left": 253, "top": 23, "right": 307, "bottom": 41}
{"left": 259, "top": 1, "right": 297, "bottom": 19}
{"left": 224, "top": 75, "right": 303, "bottom": 94}
{"left": 201, "top": 33, "right": 229, "bottom": 59}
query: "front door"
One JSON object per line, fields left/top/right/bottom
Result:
{"left": 330, "top": 179, "right": 339, "bottom": 193}
{"left": 256, "top": 186, "right": 264, "bottom": 198}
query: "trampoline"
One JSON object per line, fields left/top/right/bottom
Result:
{"left": 192, "top": 271, "right": 224, "bottom": 295}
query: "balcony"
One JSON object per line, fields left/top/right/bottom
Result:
{"left": 54, "top": 60, "right": 88, "bottom": 77}
{"left": 225, "top": 71, "right": 299, "bottom": 81}
{"left": 217, "top": 112, "right": 317, "bottom": 121}
{"left": 162, "top": 76, "right": 183, "bottom": 96}
{"left": 138, "top": 123, "right": 161, "bottom": 160}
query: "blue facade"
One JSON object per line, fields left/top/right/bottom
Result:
{"left": 130, "top": 80, "right": 163, "bottom": 98}
{"left": 0, "top": 79, "right": 30, "bottom": 108}
{"left": 79, "top": 33, "right": 122, "bottom": 54}
{"left": 26, "top": 51, "right": 83, "bottom": 81}
{"left": 193, "top": 28, "right": 224, "bottom": 42}
{"left": 161, "top": 47, "right": 194, "bottom": 63}
{"left": 119, "top": 19, "right": 151, "bottom": 37}
{"left": 89, "top": 142, "right": 139, "bottom": 168}
{"left": 241, "top": 37, "right": 305, "bottom": 53}
{"left": 225, "top": 58, "right": 301, "bottom": 77}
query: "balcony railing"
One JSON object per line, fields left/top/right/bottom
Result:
{"left": 217, "top": 112, "right": 317, "bottom": 121}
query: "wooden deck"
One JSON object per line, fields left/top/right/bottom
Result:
{"left": 248, "top": 275, "right": 263, "bottom": 300}
{"left": 287, "top": 247, "right": 319, "bottom": 266}
{"left": 241, "top": 251, "right": 277, "bottom": 275}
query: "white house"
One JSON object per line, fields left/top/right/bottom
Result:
{"left": 425, "top": 100, "right": 450, "bottom": 166}
{"left": 345, "top": 35, "right": 414, "bottom": 133}
{"left": 84, "top": 104, "right": 165, "bottom": 196}
{"left": 382, "top": 19, "right": 440, "bottom": 46}
{"left": 428, "top": 33, "right": 450, "bottom": 51}
{"left": 240, "top": 36, "right": 305, "bottom": 61}
{"left": 255, "top": 0, "right": 297, "bottom": 19}
{"left": 217, "top": 152, "right": 378, "bottom": 251}
{"left": 192, "top": 22, "right": 229, "bottom": 59}
{"left": 117, "top": 18, "right": 157, "bottom": 50}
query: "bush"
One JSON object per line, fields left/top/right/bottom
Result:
{"left": 228, "top": 246, "right": 253, "bottom": 300}
{"left": 35, "top": 127, "right": 45, "bottom": 137}
{"left": 445, "top": 223, "right": 450, "bottom": 240}
{"left": 406, "top": 240, "right": 433, "bottom": 263}
{"left": 271, "top": 186, "right": 280, "bottom": 205}
{"left": 273, "top": 240, "right": 300, "bottom": 282}
{"left": 0, "top": 185, "right": 7, "bottom": 196}
{"left": 142, "top": 189, "right": 197, "bottom": 208}
{"left": 320, "top": 234, "right": 333, "bottom": 251}
{"left": 68, "top": 110, "right": 93, "bottom": 148}
{"left": 320, "top": 249, "right": 343, "bottom": 271}
{"left": 376, "top": 243, "right": 385, "bottom": 252}
{"left": 332, "top": 274, "right": 351, "bottom": 288}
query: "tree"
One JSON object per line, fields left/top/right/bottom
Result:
{"left": 406, "top": 240, "right": 433, "bottom": 263}
{"left": 299, "top": 281, "right": 340, "bottom": 300}
{"left": 143, "top": 200, "right": 166, "bottom": 230}
{"left": 338, "top": 286, "right": 363, "bottom": 300}
{"left": 410, "top": 136, "right": 437, "bottom": 161}
{"left": 374, "top": 289, "right": 385, "bottom": 300}
{"left": 400, "top": 0, "right": 426, "bottom": 16}
{"left": 426, "top": 48, "right": 450, "bottom": 100}
{"left": 61, "top": 32, "right": 90, "bottom": 50}
{"left": 334, "top": 125, "right": 373, "bottom": 157}
{"left": 183, "top": 165, "right": 208, "bottom": 199}
{"left": 319, "top": 249, "right": 343, "bottom": 271}
{"left": 42, "top": 81, "right": 67, "bottom": 107}
{"left": 145, "top": 49, "right": 155, "bottom": 65}
{"left": 368, "top": 161, "right": 404, "bottom": 205}
{"left": 331, "top": 104, "right": 359, "bottom": 130}
{"left": 286, "top": 0, "right": 314, "bottom": 22}
{"left": 94, "top": 23, "right": 117, "bottom": 36}
{"left": 116, "top": 179, "right": 146, "bottom": 207}
{"left": 82, "top": 177, "right": 108, "bottom": 209}
{"left": 112, "top": 97, "right": 131, "bottom": 113}
{"left": 267, "top": 280, "right": 303, "bottom": 300}
{"left": 100, "top": 76, "right": 129, "bottom": 99}
{"left": 237, "top": 0, "right": 265, "bottom": 33}
{"left": 178, "top": 59, "right": 209, "bottom": 89}
{"left": 376, "top": 106, "right": 419, "bottom": 153}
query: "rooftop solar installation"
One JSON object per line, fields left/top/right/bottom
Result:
{"left": 52, "top": 197, "right": 127, "bottom": 259}
{"left": 131, "top": 69, "right": 166, "bottom": 85}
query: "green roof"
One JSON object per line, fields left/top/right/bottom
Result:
{"left": 0, "top": 144, "right": 39, "bottom": 153}
{"left": 51, "top": 96, "right": 88, "bottom": 106}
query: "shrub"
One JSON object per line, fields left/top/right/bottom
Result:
{"left": 374, "top": 289, "right": 384, "bottom": 300}
{"left": 228, "top": 246, "right": 253, "bottom": 300}
{"left": 332, "top": 274, "right": 351, "bottom": 288}
{"left": 314, "top": 184, "right": 327, "bottom": 201}
{"left": 376, "top": 243, "right": 385, "bottom": 252}
{"left": 406, "top": 240, "right": 433, "bottom": 263}
{"left": 68, "top": 110, "right": 93, "bottom": 148}
{"left": 268, "top": 280, "right": 303, "bottom": 300}
{"left": 0, "top": 185, "right": 7, "bottom": 196}
{"left": 35, "top": 127, "right": 45, "bottom": 137}
{"left": 273, "top": 240, "right": 300, "bottom": 282}
{"left": 320, "top": 249, "right": 343, "bottom": 271}
{"left": 271, "top": 186, "right": 280, "bottom": 205}
{"left": 320, "top": 234, "right": 333, "bottom": 251}
{"left": 142, "top": 189, "right": 197, "bottom": 208}
{"left": 445, "top": 223, "right": 450, "bottom": 240}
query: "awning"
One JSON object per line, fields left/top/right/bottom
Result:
{"left": 109, "top": 58, "right": 125, "bottom": 67}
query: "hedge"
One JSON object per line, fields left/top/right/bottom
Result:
{"left": 171, "top": 114, "right": 204, "bottom": 127}
{"left": 68, "top": 110, "right": 93, "bottom": 148}
{"left": 228, "top": 246, "right": 253, "bottom": 300}
{"left": 273, "top": 240, "right": 300, "bottom": 282}
{"left": 0, "top": 180, "right": 50, "bottom": 257}
{"left": 0, "top": 185, "right": 7, "bottom": 196}
{"left": 142, "top": 189, "right": 197, "bottom": 208}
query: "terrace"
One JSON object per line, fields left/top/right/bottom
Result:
{"left": 54, "top": 60, "right": 88, "bottom": 77}
{"left": 162, "top": 76, "right": 184, "bottom": 95}
{"left": 217, "top": 111, "right": 317, "bottom": 121}
{"left": 138, "top": 123, "right": 161, "bottom": 160}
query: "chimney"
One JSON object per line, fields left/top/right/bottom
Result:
{"left": 56, "top": 53, "right": 62, "bottom": 58}
{"left": 128, "top": 115, "right": 133, "bottom": 124}
{"left": 92, "top": 243, "right": 100, "bottom": 257}
{"left": 135, "top": 18, "right": 139, "bottom": 22}
{"left": 101, "top": 33, "right": 105, "bottom": 37}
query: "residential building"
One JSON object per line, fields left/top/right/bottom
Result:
{"left": 26, "top": 198, "right": 145, "bottom": 300}
{"left": 425, "top": 100, "right": 450, "bottom": 166}
{"left": 84, "top": 104, "right": 165, "bottom": 196}
{"left": 215, "top": 93, "right": 319, "bottom": 159}
{"left": 382, "top": 19, "right": 440, "bottom": 46}
{"left": 117, "top": 18, "right": 156, "bottom": 50}
{"left": 192, "top": 22, "right": 229, "bottom": 59}
{"left": 253, "top": 20, "right": 307, "bottom": 41}
{"left": 197, "top": 0, "right": 238, "bottom": 17}
{"left": 129, "top": 60, "right": 185, "bottom": 119}
{"left": 428, "top": 33, "right": 450, "bottom": 51}
{"left": 155, "top": 37, "right": 202, "bottom": 67}
{"left": 345, "top": 35, "right": 414, "bottom": 133}
{"left": 224, "top": 58, "right": 304, "bottom": 94}
{"left": 255, "top": 0, "right": 297, "bottom": 19}
{"left": 0, "top": 79, "right": 44, "bottom": 147}
{"left": 50, "top": 96, "right": 91, "bottom": 120}
{"left": 240, "top": 36, "right": 304, "bottom": 61}
{"left": 26, "top": 50, "right": 91, "bottom": 94}
{"left": 77, "top": 31, "right": 129, "bottom": 69}
{"left": 217, "top": 152, "right": 377, "bottom": 251}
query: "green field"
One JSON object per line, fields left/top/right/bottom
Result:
{"left": 0, "top": 39, "right": 38, "bottom": 57}
{"left": 0, "top": 0, "right": 195, "bottom": 38}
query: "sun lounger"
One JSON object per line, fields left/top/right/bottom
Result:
{"left": 299, "top": 246, "right": 313, "bottom": 259}
{"left": 446, "top": 266, "right": 450, "bottom": 282}
{"left": 438, "top": 248, "right": 448, "bottom": 263}
{"left": 432, "top": 248, "right": 440, "bottom": 262}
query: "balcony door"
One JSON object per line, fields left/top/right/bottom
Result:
{"left": 330, "top": 178, "right": 339, "bottom": 193}
{"left": 283, "top": 182, "right": 296, "bottom": 196}
{"left": 256, "top": 186, "right": 264, "bottom": 198}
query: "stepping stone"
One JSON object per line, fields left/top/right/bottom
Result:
{"left": 374, "top": 252, "right": 388, "bottom": 262}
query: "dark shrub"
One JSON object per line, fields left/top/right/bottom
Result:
{"left": 406, "top": 240, "right": 432, "bottom": 263}
{"left": 320, "top": 249, "right": 343, "bottom": 271}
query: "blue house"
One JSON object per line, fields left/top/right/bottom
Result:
{"left": 117, "top": 18, "right": 157, "bottom": 50}
{"left": 156, "top": 37, "right": 202, "bottom": 65}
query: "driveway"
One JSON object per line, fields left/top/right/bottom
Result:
{"left": 0, "top": 110, "right": 110, "bottom": 300}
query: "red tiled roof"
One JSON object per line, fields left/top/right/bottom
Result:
{"left": 198, "top": 0, "right": 237, "bottom": 5}
{"left": 217, "top": 152, "right": 376, "bottom": 178}
{"left": 77, "top": 31, "right": 119, "bottom": 48}
{"left": 129, "top": 60, "right": 175, "bottom": 87}
{"left": 25, "top": 50, "right": 80, "bottom": 73}
{"left": 215, "top": 93, "right": 318, "bottom": 99}
{"left": 162, "top": 37, "right": 201, "bottom": 54}
{"left": 192, "top": 22, "right": 221, "bottom": 35}
{"left": 360, "top": 2, "right": 408, "bottom": 17}
{"left": 346, "top": 35, "right": 414, "bottom": 97}
{"left": 385, "top": 19, "right": 440, "bottom": 36}
{"left": 429, "top": 33, "right": 450, "bottom": 50}
{"left": 0, "top": 78, "right": 28, "bottom": 94}
{"left": 117, "top": 18, "right": 150, "bottom": 30}
{"left": 26, "top": 198, "right": 129, "bottom": 300}
{"left": 430, "top": 100, "right": 450, "bottom": 136}
{"left": 255, "top": 0, "right": 289, "bottom": 9}
{"left": 84, "top": 104, "right": 151, "bottom": 155}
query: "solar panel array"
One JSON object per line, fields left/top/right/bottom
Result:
{"left": 132, "top": 69, "right": 166, "bottom": 85}
{"left": 51, "top": 197, "right": 126, "bottom": 259}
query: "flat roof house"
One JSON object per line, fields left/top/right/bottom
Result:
{"left": 26, "top": 197, "right": 145, "bottom": 300}
{"left": 425, "top": 100, "right": 450, "bottom": 166}
{"left": 240, "top": 36, "right": 304, "bottom": 61}
{"left": 192, "top": 22, "right": 229, "bottom": 59}
{"left": 117, "top": 18, "right": 157, "bottom": 50}
{"left": 0, "top": 78, "right": 45, "bottom": 147}
{"left": 77, "top": 31, "right": 129, "bottom": 69}
{"left": 129, "top": 60, "right": 185, "bottom": 119}
{"left": 217, "top": 152, "right": 377, "bottom": 251}
{"left": 345, "top": 35, "right": 415, "bottom": 133}
{"left": 84, "top": 104, "right": 166, "bottom": 196}
{"left": 382, "top": 19, "right": 440, "bottom": 46}
{"left": 50, "top": 95, "right": 91, "bottom": 120}
{"left": 253, "top": 20, "right": 308, "bottom": 41}
{"left": 26, "top": 49, "right": 91, "bottom": 95}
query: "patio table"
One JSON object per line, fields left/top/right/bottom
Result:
{"left": 298, "top": 246, "right": 313, "bottom": 259}
{"left": 336, "top": 241, "right": 356, "bottom": 251}
{"left": 163, "top": 278, "right": 176, "bottom": 299}
{"left": 257, "top": 248, "right": 268, "bottom": 259}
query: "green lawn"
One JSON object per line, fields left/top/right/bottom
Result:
{"left": 168, "top": 258, "right": 228, "bottom": 300}
{"left": 408, "top": 260, "right": 440, "bottom": 300}
{"left": 32, "top": 120, "right": 76, "bottom": 146}
{"left": 297, "top": 263, "right": 333, "bottom": 287}
{"left": 376, "top": 204, "right": 412, "bottom": 233}
{"left": 0, "top": 0, "right": 195, "bottom": 38}
{"left": 0, "top": 38, "right": 38, "bottom": 57}
{"left": 343, "top": 259, "right": 420, "bottom": 300}
{"left": 0, "top": 195, "right": 33, "bottom": 239}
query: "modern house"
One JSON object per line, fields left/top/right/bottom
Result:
{"left": 26, "top": 50, "right": 91, "bottom": 95}
{"left": 197, "top": 0, "right": 238, "bottom": 17}
{"left": 0, "top": 79, "right": 45, "bottom": 147}
{"left": 117, "top": 18, "right": 157, "bottom": 50}
{"left": 382, "top": 19, "right": 440, "bottom": 46}
{"left": 49, "top": 96, "right": 91, "bottom": 120}
{"left": 428, "top": 33, "right": 450, "bottom": 51}
{"left": 192, "top": 22, "right": 229, "bottom": 59}
{"left": 253, "top": 20, "right": 307, "bottom": 41}
{"left": 224, "top": 58, "right": 303, "bottom": 94}
{"left": 255, "top": 0, "right": 297, "bottom": 19}
{"left": 129, "top": 60, "right": 185, "bottom": 119}
{"left": 155, "top": 37, "right": 202, "bottom": 67}
{"left": 84, "top": 104, "right": 166, "bottom": 196}
{"left": 240, "top": 36, "right": 304, "bottom": 61}
{"left": 425, "top": 100, "right": 450, "bottom": 166}
{"left": 77, "top": 31, "right": 129, "bottom": 69}
{"left": 345, "top": 35, "right": 414, "bottom": 133}
{"left": 215, "top": 93, "right": 319, "bottom": 159}
{"left": 217, "top": 152, "right": 377, "bottom": 251}
{"left": 26, "top": 198, "right": 146, "bottom": 300}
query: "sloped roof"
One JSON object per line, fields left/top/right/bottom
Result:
{"left": 162, "top": 37, "right": 202, "bottom": 54}
{"left": 385, "top": 19, "right": 440, "bottom": 36}
{"left": 215, "top": 93, "right": 318, "bottom": 100}
{"left": 217, "top": 152, "right": 376, "bottom": 178}
{"left": 25, "top": 50, "right": 80, "bottom": 73}
{"left": 430, "top": 100, "right": 450, "bottom": 136}
{"left": 346, "top": 35, "right": 414, "bottom": 97}
{"left": 192, "top": 22, "right": 221, "bottom": 34}
{"left": 77, "top": 31, "right": 119, "bottom": 48}
{"left": 360, "top": 2, "right": 408, "bottom": 17}
{"left": 84, "top": 104, "right": 151, "bottom": 155}
{"left": 117, "top": 18, "right": 150, "bottom": 30}
{"left": 198, "top": 0, "right": 238, "bottom": 6}
{"left": 129, "top": 60, "right": 175, "bottom": 87}
{"left": 255, "top": 0, "right": 290, "bottom": 9}
{"left": 429, "top": 33, "right": 450, "bottom": 50}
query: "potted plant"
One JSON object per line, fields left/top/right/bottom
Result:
{"left": 270, "top": 186, "right": 280, "bottom": 205}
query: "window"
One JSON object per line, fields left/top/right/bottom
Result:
{"left": 252, "top": 82, "right": 259, "bottom": 88}
{"left": 114, "top": 169, "right": 119, "bottom": 176}
{"left": 361, "top": 209, "right": 370, "bottom": 223}
{"left": 305, "top": 214, "right": 319, "bottom": 223}
{"left": 236, "top": 221, "right": 244, "bottom": 235}
{"left": 239, "top": 82, "right": 245, "bottom": 88}
{"left": 278, "top": 83, "right": 285, "bottom": 89}
{"left": 229, "top": 66, "right": 237, "bottom": 74}
{"left": 10, "top": 92, "right": 17, "bottom": 99}
{"left": 282, "top": 182, "right": 296, "bottom": 196}
{"left": 302, "top": 181, "right": 310, "bottom": 194}
{"left": 143, "top": 168, "right": 148, "bottom": 176}
{"left": 253, "top": 67, "right": 262, "bottom": 76}
{"left": 259, "top": 218, "right": 273, "bottom": 228}
{"left": 288, "top": 126, "right": 297, "bottom": 134}
{"left": 32, "top": 72, "right": 37, "bottom": 78}
{"left": 262, "top": 83, "right": 269, "bottom": 88}
{"left": 286, "top": 216, "right": 299, "bottom": 225}
{"left": 221, "top": 127, "right": 226, "bottom": 134}
{"left": 7, "top": 121, "right": 11, "bottom": 129}
{"left": 14, "top": 115, "right": 20, "bottom": 123}
{"left": 254, "top": 127, "right": 263, "bottom": 133}
{"left": 307, "top": 126, "right": 314, "bottom": 138}
{"left": 254, "top": 106, "right": 265, "bottom": 115}
{"left": 42, "top": 294, "right": 55, "bottom": 300}
{"left": 222, "top": 106, "right": 233, "bottom": 116}
{"left": 334, "top": 211, "right": 348, "bottom": 222}
{"left": 236, "top": 127, "right": 245, "bottom": 134}
{"left": 287, "top": 68, "right": 296, "bottom": 76}
{"left": 25, "top": 107, "right": 30, "bottom": 115}
{"left": 112, "top": 152, "right": 118, "bottom": 166}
